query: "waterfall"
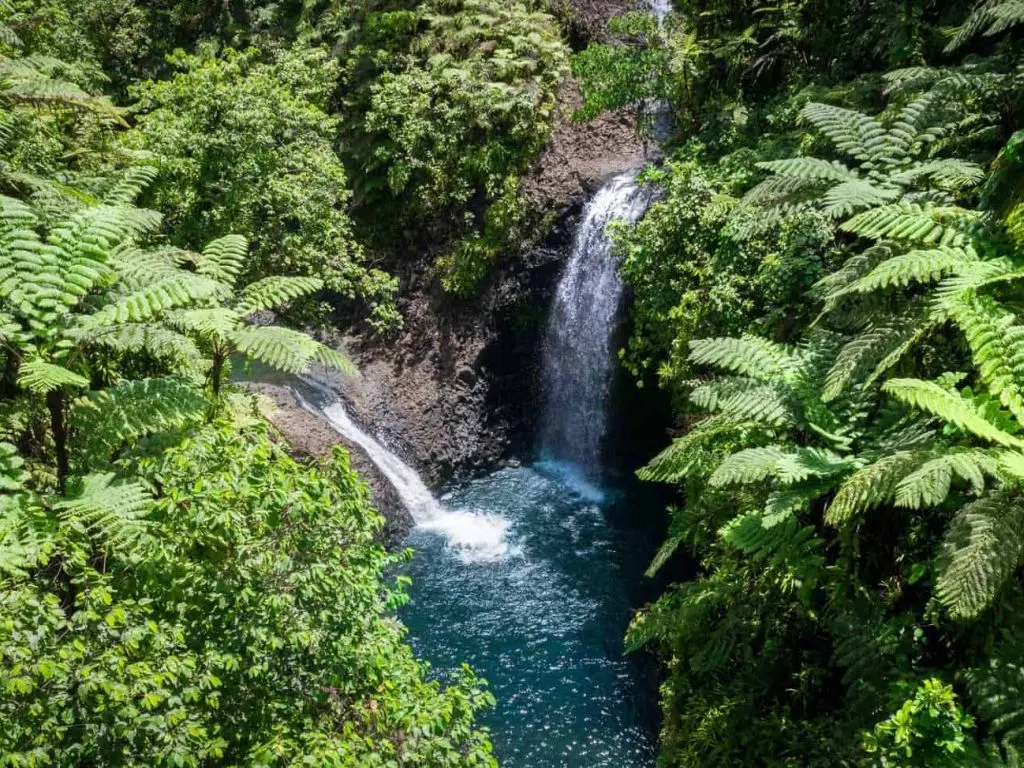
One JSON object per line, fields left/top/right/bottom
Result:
{"left": 292, "top": 382, "right": 514, "bottom": 563}
{"left": 648, "top": 0, "right": 672, "bottom": 23}
{"left": 539, "top": 173, "right": 652, "bottom": 481}
{"left": 320, "top": 401, "right": 442, "bottom": 523}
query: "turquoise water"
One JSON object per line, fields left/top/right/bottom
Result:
{"left": 400, "top": 463, "right": 657, "bottom": 767}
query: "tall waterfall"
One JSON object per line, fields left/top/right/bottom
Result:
{"left": 539, "top": 173, "right": 652, "bottom": 478}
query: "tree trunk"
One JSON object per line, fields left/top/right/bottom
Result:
{"left": 211, "top": 351, "right": 225, "bottom": 398}
{"left": 46, "top": 389, "right": 68, "bottom": 492}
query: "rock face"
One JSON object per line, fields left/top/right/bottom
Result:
{"left": 325, "top": 0, "right": 651, "bottom": 490}
{"left": 264, "top": 0, "right": 650, "bottom": 503}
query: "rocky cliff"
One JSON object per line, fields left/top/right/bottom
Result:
{"left": 265, "top": 0, "right": 652, "bottom": 529}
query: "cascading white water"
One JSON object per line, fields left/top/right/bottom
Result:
{"left": 320, "top": 401, "right": 441, "bottom": 522}
{"left": 539, "top": 173, "right": 652, "bottom": 481}
{"left": 292, "top": 384, "right": 514, "bottom": 563}
{"left": 648, "top": 0, "right": 672, "bottom": 24}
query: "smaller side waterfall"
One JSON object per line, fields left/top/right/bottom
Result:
{"left": 293, "top": 383, "right": 513, "bottom": 563}
{"left": 320, "top": 401, "right": 441, "bottom": 523}
{"left": 539, "top": 173, "right": 652, "bottom": 479}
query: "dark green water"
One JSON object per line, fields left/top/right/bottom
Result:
{"left": 400, "top": 462, "right": 657, "bottom": 767}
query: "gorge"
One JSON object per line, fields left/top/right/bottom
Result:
{"left": 4, "top": 0, "right": 1021, "bottom": 765}
{"left": 280, "top": 165, "right": 661, "bottom": 767}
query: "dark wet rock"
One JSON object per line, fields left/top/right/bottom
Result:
{"left": 308, "top": 0, "right": 651, "bottom": 490}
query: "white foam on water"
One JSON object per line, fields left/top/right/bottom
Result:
{"left": 419, "top": 509, "right": 522, "bottom": 565}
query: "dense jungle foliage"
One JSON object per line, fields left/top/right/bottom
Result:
{"left": 572, "top": 0, "right": 1024, "bottom": 764}
{"left": 0, "top": 0, "right": 575, "bottom": 763}
{"left": 6, "top": 0, "right": 1024, "bottom": 765}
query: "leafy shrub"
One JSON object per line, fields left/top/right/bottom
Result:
{"left": 1, "top": 425, "right": 497, "bottom": 766}
{"left": 128, "top": 46, "right": 400, "bottom": 330}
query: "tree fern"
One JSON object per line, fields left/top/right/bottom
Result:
{"left": 55, "top": 473, "right": 154, "bottom": 554}
{"left": 71, "top": 378, "right": 209, "bottom": 464}
{"left": 935, "top": 493, "right": 1024, "bottom": 618}
{"left": 883, "top": 378, "right": 1024, "bottom": 449}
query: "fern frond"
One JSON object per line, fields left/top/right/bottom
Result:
{"left": 755, "top": 158, "right": 860, "bottom": 183}
{"left": 940, "top": 261, "right": 1024, "bottom": 310}
{"left": 719, "top": 513, "right": 822, "bottom": 573}
{"left": 166, "top": 308, "right": 240, "bottom": 338}
{"left": 829, "top": 247, "right": 978, "bottom": 298}
{"left": 740, "top": 175, "right": 819, "bottom": 209}
{"left": 234, "top": 276, "right": 324, "bottom": 316}
{"left": 965, "top": 640, "right": 1024, "bottom": 747}
{"left": 883, "top": 378, "right": 1024, "bottom": 449}
{"left": 936, "top": 492, "right": 1024, "bottom": 618}
{"left": 55, "top": 473, "right": 153, "bottom": 553}
{"left": 842, "top": 203, "right": 980, "bottom": 248}
{"left": 948, "top": 294, "right": 1024, "bottom": 423}
{"left": 822, "top": 302, "right": 935, "bottom": 400}
{"left": 826, "top": 450, "right": 934, "bottom": 525}
{"left": 0, "top": 493, "right": 47, "bottom": 578}
{"left": 638, "top": 417, "right": 760, "bottom": 483}
{"left": 17, "top": 359, "right": 88, "bottom": 393}
{"left": 763, "top": 479, "right": 836, "bottom": 526}
{"left": 710, "top": 446, "right": 854, "bottom": 487}
{"left": 70, "top": 324, "right": 201, "bottom": 366}
{"left": 310, "top": 343, "right": 358, "bottom": 377}
{"left": 815, "top": 242, "right": 900, "bottom": 303}
{"left": 102, "top": 166, "right": 159, "bottom": 205}
{"left": 891, "top": 159, "right": 985, "bottom": 190}
{"left": 0, "top": 442, "right": 26, "bottom": 494}
{"left": 229, "top": 326, "right": 356, "bottom": 376}
{"left": 87, "top": 275, "right": 229, "bottom": 326}
{"left": 691, "top": 379, "right": 798, "bottom": 427}
{"left": 821, "top": 180, "right": 900, "bottom": 219}
{"left": 801, "top": 102, "right": 893, "bottom": 164}
{"left": 948, "top": 0, "right": 1024, "bottom": 50}
{"left": 71, "top": 378, "right": 208, "bottom": 462}
{"left": 894, "top": 448, "right": 999, "bottom": 509}
{"left": 645, "top": 504, "right": 702, "bottom": 577}
{"left": 689, "top": 336, "right": 797, "bottom": 382}
{"left": 112, "top": 247, "right": 193, "bottom": 282}
{"left": 195, "top": 234, "right": 248, "bottom": 286}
